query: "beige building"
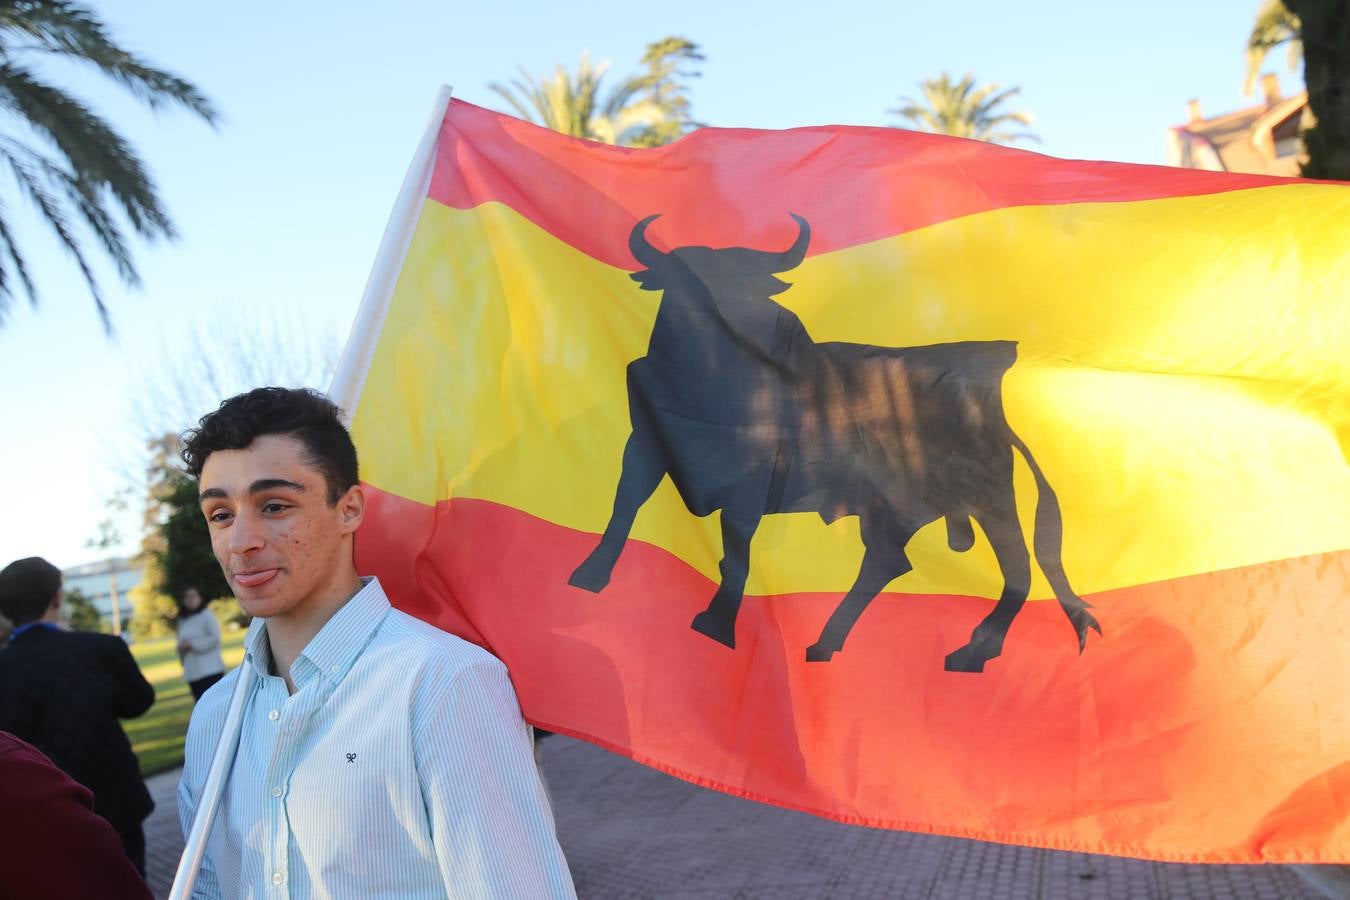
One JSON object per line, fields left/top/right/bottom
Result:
{"left": 1167, "top": 73, "right": 1307, "bottom": 175}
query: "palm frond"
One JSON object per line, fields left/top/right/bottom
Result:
{"left": 0, "top": 140, "right": 109, "bottom": 329}
{"left": 0, "top": 1, "right": 215, "bottom": 331}
{"left": 489, "top": 36, "right": 704, "bottom": 148}
{"left": 1244, "top": 0, "right": 1301, "bottom": 95}
{"left": 889, "top": 71, "right": 1038, "bottom": 145}
{"left": 0, "top": 0, "right": 218, "bottom": 122}
{"left": 0, "top": 198, "right": 37, "bottom": 309}
{"left": 0, "top": 135, "right": 136, "bottom": 281}
{"left": 0, "top": 65, "right": 172, "bottom": 235}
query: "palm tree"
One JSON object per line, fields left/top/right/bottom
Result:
{"left": 0, "top": 1, "right": 218, "bottom": 332}
{"left": 1244, "top": 0, "right": 1302, "bottom": 96}
{"left": 1281, "top": 0, "right": 1349, "bottom": 180}
{"left": 489, "top": 52, "right": 659, "bottom": 145}
{"left": 489, "top": 37, "right": 703, "bottom": 147}
{"left": 623, "top": 37, "right": 704, "bottom": 148}
{"left": 890, "top": 72, "right": 1038, "bottom": 146}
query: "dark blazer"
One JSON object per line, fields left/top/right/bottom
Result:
{"left": 0, "top": 626, "right": 155, "bottom": 831}
{"left": 0, "top": 731, "right": 153, "bottom": 900}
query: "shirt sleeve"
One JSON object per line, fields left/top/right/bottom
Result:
{"left": 104, "top": 635, "right": 156, "bottom": 718}
{"left": 414, "top": 660, "right": 577, "bottom": 899}
{"left": 0, "top": 739, "right": 153, "bottom": 900}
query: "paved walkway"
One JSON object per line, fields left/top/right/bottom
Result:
{"left": 146, "top": 736, "right": 1332, "bottom": 899}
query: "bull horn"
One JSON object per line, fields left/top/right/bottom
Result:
{"left": 629, "top": 214, "right": 665, "bottom": 269}
{"left": 765, "top": 213, "right": 810, "bottom": 272}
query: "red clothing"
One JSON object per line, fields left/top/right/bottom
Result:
{"left": 0, "top": 731, "right": 152, "bottom": 900}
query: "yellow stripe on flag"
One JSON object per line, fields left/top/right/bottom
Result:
{"left": 353, "top": 187, "right": 1350, "bottom": 601}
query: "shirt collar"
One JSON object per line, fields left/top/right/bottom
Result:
{"left": 243, "top": 577, "right": 392, "bottom": 687}
{"left": 8, "top": 621, "right": 61, "bottom": 641}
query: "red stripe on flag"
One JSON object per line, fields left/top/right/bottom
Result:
{"left": 355, "top": 485, "right": 1350, "bottom": 862}
{"left": 429, "top": 99, "right": 1307, "bottom": 269}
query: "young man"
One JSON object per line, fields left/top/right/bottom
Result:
{"left": 0, "top": 556, "right": 156, "bottom": 875}
{"left": 177, "top": 387, "right": 575, "bottom": 898}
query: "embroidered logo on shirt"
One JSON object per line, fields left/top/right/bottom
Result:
{"left": 346, "top": 753, "right": 357, "bottom": 763}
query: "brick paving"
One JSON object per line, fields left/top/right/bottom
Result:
{"left": 145, "top": 736, "right": 1336, "bottom": 899}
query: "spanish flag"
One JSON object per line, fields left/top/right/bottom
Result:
{"left": 340, "top": 94, "right": 1350, "bottom": 863}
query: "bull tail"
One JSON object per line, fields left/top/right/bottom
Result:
{"left": 1009, "top": 431, "right": 1102, "bottom": 651}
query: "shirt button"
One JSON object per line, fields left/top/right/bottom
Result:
{"left": 271, "top": 785, "right": 284, "bottom": 798}
{"left": 329, "top": 665, "right": 339, "bottom": 675}
{"left": 272, "top": 872, "right": 284, "bottom": 885}
{"left": 268, "top": 709, "right": 279, "bottom": 721}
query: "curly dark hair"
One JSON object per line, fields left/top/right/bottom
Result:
{"left": 180, "top": 387, "right": 359, "bottom": 504}
{"left": 0, "top": 557, "right": 62, "bottom": 627}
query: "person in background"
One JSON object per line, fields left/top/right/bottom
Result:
{"left": 176, "top": 586, "right": 226, "bottom": 701}
{"left": 0, "top": 730, "right": 153, "bottom": 900}
{"left": 0, "top": 556, "right": 156, "bottom": 875}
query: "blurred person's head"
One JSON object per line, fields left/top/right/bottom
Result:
{"left": 0, "top": 557, "right": 62, "bottom": 627}
{"left": 182, "top": 387, "right": 364, "bottom": 625}
{"left": 179, "top": 586, "right": 206, "bottom": 616}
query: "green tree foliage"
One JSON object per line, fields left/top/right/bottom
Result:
{"left": 210, "top": 596, "right": 249, "bottom": 630}
{"left": 890, "top": 72, "right": 1038, "bottom": 145}
{"left": 129, "top": 555, "right": 175, "bottom": 639}
{"left": 61, "top": 586, "right": 102, "bottom": 632}
{"left": 489, "top": 36, "right": 703, "bottom": 146}
{"left": 1245, "top": 0, "right": 1302, "bottom": 95}
{"left": 1281, "top": 0, "right": 1350, "bottom": 179}
{"left": 623, "top": 37, "right": 704, "bottom": 148}
{"left": 0, "top": 0, "right": 217, "bottom": 331}
{"left": 132, "top": 433, "right": 232, "bottom": 638}
{"left": 149, "top": 450, "right": 230, "bottom": 603}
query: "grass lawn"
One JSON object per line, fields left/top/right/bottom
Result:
{"left": 126, "top": 626, "right": 247, "bottom": 776}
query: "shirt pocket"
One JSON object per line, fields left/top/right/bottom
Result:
{"left": 286, "top": 725, "right": 433, "bottom": 860}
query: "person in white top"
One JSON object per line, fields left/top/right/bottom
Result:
{"left": 176, "top": 587, "right": 225, "bottom": 701}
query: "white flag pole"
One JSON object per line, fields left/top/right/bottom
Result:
{"left": 166, "top": 661, "right": 254, "bottom": 900}
{"left": 331, "top": 84, "right": 454, "bottom": 416}
{"left": 168, "top": 85, "right": 454, "bottom": 899}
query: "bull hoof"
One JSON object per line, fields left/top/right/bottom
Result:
{"left": 943, "top": 646, "right": 987, "bottom": 673}
{"left": 1074, "top": 610, "right": 1103, "bottom": 651}
{"left": 568, "top": 558, "right": 613, "bottom": 593}
{"left": 804, "top": 642, "right": 837, "bottom": 663}
{"left": 690, "top": 611, "right": 736, "bottom": 649}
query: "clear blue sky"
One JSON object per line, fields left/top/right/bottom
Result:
{"left": 0, "top": 0, "right": 1280, "bottom": 568}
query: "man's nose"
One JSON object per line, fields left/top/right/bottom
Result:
{"left": 227, "top": 511, "right": 265, "bottom": 554}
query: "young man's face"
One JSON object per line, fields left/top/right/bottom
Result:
{"left": 197, "top": 434, "right": 364, "bottom": 622}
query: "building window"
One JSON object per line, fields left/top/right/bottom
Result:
{"left": 1274, "top": 136, "right": 1300, "bottom": 158}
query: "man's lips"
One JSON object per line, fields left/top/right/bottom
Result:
{"left": 232, "top": 569, "right": 280, "bottom": 588}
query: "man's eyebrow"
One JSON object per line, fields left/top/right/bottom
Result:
{"left": 249, "top": 478, "right": 306, "bottom": 494}
{"left": 198, "top": 479, "right": 306, "bottom": 504}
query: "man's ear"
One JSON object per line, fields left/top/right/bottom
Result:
{"left": 337, "top": 483, "right": 365, "bottom": 535}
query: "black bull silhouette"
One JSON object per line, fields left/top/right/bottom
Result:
{"left": 568, "top": 214, "right": 1101, "bottom": 672}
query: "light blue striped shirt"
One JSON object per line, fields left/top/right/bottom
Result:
{"left": 178, "top": 577, "right": 576, "bottom": 899}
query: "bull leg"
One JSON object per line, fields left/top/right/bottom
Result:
{"left": 568, "top": 427, "right": 666, "bottom": 593}
{"left": 690, "top": 509, "right": 761, "bottom": 649}
{"left": 805, "top": 523, "right": 915, "bottom": 662}
{"left": 944, "top": 498, "right": 1031, "bottom": 673}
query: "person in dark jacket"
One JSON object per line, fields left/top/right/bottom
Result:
{"left": 0, "top": 730, "right": 153, "bottom": 900}
{"left": 0, "top": 556, "right": 156, "bottom": 875}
